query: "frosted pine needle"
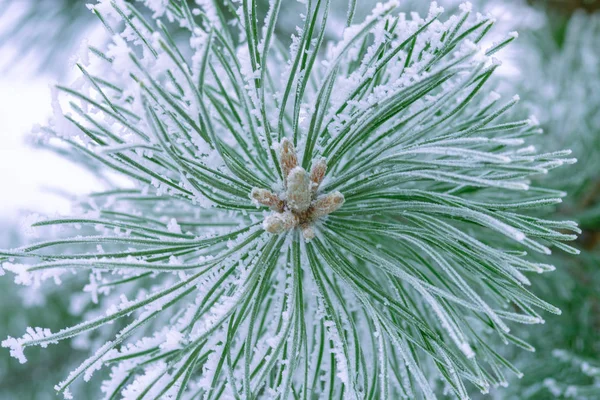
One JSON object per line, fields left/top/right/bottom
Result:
{"left": 0, "top": 0, "right": 579, "bottom": 398}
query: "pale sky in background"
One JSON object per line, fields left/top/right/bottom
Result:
{"left": 0, "top": 65, "right": 98, "bottom": 223}
{"left": 0, "top": 0, "right": 102, "bottom": 231}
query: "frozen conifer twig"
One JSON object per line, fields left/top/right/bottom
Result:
{"left": 0, "top": 0, "right": 580, "bottom": 398}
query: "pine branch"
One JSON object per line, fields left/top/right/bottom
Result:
{"left": 1, "top": 1, "right": 580, "bottom": 398}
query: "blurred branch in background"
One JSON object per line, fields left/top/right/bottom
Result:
{"left": 495, "top": 9, "right": 600, "bottom": 399}
{"left": 0, "top": 220, "right": 98, "bottom": 399}
{"left": 532, "top": 0, "right": 600, "bottom": 13}
{"left": 0, "top": 0, "right": 94, "bottom": 76}
{"left": 522, "top": 12, "right": 600, "bottom": 230}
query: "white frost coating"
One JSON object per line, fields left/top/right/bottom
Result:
{"left": 143, "top": 0, "right": 169, "bottom": 18}
{"left": 489, "top": 91, "right": 502, "bottom": 102}
{"left": 459, "top": 2, "right": 473, "bottom": 13}
{"left": 459, "top": 342, "right": 475, "bottom": 359}
{"left": 327, "top": 1, "right": 399, "bottom": 63}
{"left": 121, "top": 362, "right": 168, "bottom": 399}
{"left": 105, "top": 35, "right": 137, "bottom": 76}
{"left": 167, "top": 218, "right": 182, "bottom": 234}
{"left": 1, "top": 327, "right": 57, "bottom": 364}
{"left": 101, "top": 361, "right": 134, "bottom": 397}
{"left": 160, "top": 329, "right": 185, "bottom": 351}
{"left": 83, "top": 271, "right": 101, "bottom": 304}
{"left": 528, "top": 114, "right": 540, "bottom": 126}
{"left": 50, "top": 86, "right": 79, "bottom": 139}
{"left": 86, "top": 0, "right": 128, "bottom": 23}
{"left": 3, "top": 263, "right": 33, "bottom": 286}
{"left": 197, "top": 338, "right": 223, "bottom": 388}
{"left": 1, "top": 337, "right": 27, "bottom": 364}
{"left": 63, "top": 388, "right": 73, "bottom": 400}
{"left": 322, "top": 320, "right": 349, "bottom": 386}
{"left": 429, "top": 1, "right": 444, "bottom": 16}
{"left": 195, "top": 0, "right": 219, "bottom": 26}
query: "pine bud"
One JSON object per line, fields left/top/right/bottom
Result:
{"left": 310, "top": 157, "right": 327, "bottom": 195}
{"left": 301, "top": 224, "right": 316, "bottom": 242}
{"left": 251, "top": 188, "right": 284, "bottom": 212}
{"left": 279, "top": 138, "right": 298, "bottom": 184}
{"left": 311, "top": 191, "right": 345, "bottom": 219}
{"left": 263, "top": 212, "right": 299, "bottom": 234}
{"left": 286, "top": 167, "right": 312, "bottom": 213}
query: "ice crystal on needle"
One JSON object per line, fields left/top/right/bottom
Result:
{"left": 0, "top": 0, "right": 579, "bottom": 398}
